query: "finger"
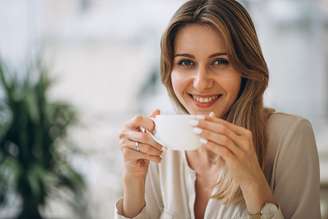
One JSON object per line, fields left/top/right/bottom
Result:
{"left": 126, "top": 114, "right": 156, "bottom": 133}
{"left": 139, "top": 109, "right": 160, "bottom": 133}
{"left": 122, "top": 147, "right": 161, "bottom": 163}
{"left": 149, "top": 109, "right": 160, "bottom": 118}
{"left": 208, "top": 113, "right": 254, "bottom": 150}
{"left": 142, "top": 109, "right": 160, "bottom": 133}
{"left": 190, "top": 118, "right": 245, "bottom": 148}
{"left": 195, "top": 128, "right": 243, "bottom": 157}
{"left": 122, "top": 129, "right": 164, "bottom": 151}
{"left": 121, "top": 139, "right": 163, "bottom": 156}
{"left": 200, "top": 112, "right": 247, "bottom": 136}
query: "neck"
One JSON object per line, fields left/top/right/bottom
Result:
{"left": 186, "top": 147, "right": 222, "bottom": 172}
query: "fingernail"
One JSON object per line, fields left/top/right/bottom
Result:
{"left": 193, "top": 127, "right": 202, "bottom": 134}
{"left": 189, "top": 119, "right": 199, "bottom": 126}
{"left": 140, "top": 127, "right": 146, "bottom": 133}
{"left": 161, "top": 146, "right": 167, "bottom": 152}
{"left": 194, "top": 115, "right": 205, "bottom": 120}
{"left": 200, "top": 138, "right": 208, "bottom": 144}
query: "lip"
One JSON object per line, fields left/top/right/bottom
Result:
{"left": 189, "top": 93, "right": 221, "bottom": 97}
{"left": 188, "top": 93, "right": 222, "bottom": 109}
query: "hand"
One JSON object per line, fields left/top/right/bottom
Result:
{"left": 190, "top": 112, "right": 274, "bottom": 212}
{"left": 119, "top": 109, "right": 165, "bottom": 178}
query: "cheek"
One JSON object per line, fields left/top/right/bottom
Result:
{"left": 213, "top": 70, "right": 241, "bottom": 96}
{"left": 171, "top": 71, "right": 188, "bottom": 97}
{"left": 221, "top": 74, "right": 241, "bottom": 99}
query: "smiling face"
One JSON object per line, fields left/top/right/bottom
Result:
{"left": 171, "top": 24, "right": 242, "bottom": 117}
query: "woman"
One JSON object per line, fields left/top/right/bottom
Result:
{"left": 115, "top": 0, "right": 320, "bottom": 218}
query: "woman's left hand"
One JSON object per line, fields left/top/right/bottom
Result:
{"left": 190, "top": 112, "right": 275, "bottom": 213}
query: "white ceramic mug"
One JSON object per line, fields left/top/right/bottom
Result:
{"left": 150, "top": 114, "right": 203, "bottom": 151}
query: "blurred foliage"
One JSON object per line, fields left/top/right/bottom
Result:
{"left": 0, "top": 58, "right": 85, "bottom": 219}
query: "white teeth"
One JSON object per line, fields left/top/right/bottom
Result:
{"left": 192, "top": 95, "right": 220, "bottom": 103}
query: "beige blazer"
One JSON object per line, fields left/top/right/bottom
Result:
{"left": 115, "top": 112, "right": 321, "bottom": 219}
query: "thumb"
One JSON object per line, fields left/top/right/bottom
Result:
{"left": 149, "top": 109, "right": 160, "bottom": 118}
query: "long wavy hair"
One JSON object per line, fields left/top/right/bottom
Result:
{"left": 160, "top": 0, "right": 274, "bottom": 204}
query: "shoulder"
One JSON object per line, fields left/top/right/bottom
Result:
{"left": 267, "top": 112, "right": 312, "bottom": 131}
{"left": 264, "top": 112, "right": 317, "bottom": 172}
{"left": 265, "top": 113, "right": 320, "bottom": 218}
{"left": 266, "top": 112, "right": 314, "bottom": 143}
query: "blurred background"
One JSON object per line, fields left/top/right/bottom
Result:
{"left": 0, "top": 0, "right": 327, "bottom": 218}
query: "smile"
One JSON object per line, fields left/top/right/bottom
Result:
{"left": 189, "top": 94, "right": 223, "bottom": 108}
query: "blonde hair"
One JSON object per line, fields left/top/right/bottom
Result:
{"left": 160, "top": 0, "right": 274, "bottom": 204}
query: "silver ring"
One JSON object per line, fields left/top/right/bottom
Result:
{"left": 135, "top": 141, "right": 140, "bottom": 152}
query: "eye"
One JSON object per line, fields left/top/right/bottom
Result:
{"left": 212, "top": 58, "right": 229, "bottom": 65}
{"left": 177, "top": 59, "right": 194, "bottom": 68}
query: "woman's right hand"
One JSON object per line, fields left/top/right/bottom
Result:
{"left": 119, "top": 109, "right": 164, "bottom": 179}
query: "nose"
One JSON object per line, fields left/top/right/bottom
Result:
{"left": 193, "top": 66, "right": 213, "bottom": 91}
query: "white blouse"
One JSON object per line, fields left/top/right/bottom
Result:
{"left": 114, "top": 112, "right": 321, "bottom": 219}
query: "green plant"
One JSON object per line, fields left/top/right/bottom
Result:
{"left": 0, "top": 59, "right": 85, "bottom": 219}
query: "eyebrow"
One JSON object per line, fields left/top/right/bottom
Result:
{"left": 174, "top": 52, "right": 228, "bottom": 58}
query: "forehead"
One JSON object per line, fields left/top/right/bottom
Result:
{"left": 174, "top": 23, "right": 227, "bottom": 54}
